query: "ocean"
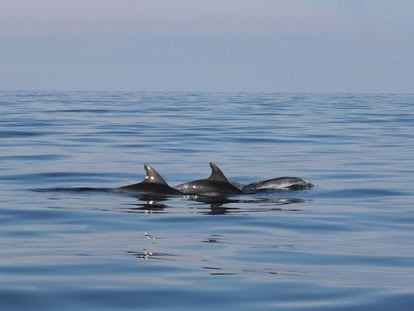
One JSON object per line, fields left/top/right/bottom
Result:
{"left": 1, "top": 91, "right": 414, "bottom": 310}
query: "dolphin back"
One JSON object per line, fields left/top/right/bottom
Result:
{"left": 115, "top": 164, "right": 182, "bottom": 196}
{"left": 174, "top": 163, "right": 241, "bottom": 196}
{"left": 242, "top": 177, "right": 313, "bottom": 192}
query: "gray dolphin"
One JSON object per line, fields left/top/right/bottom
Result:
{"left": 115, "top": 164, "right": 182, "bottom": 197}
{"left": 174, "top": 162, "right": 242, "bottom": 196}
{"left": 241, "top": 177, "right": 313, "bottom": 192}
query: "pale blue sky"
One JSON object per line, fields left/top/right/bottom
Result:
{"left": 1, "top": 0, "right": 413, "bottom": 92}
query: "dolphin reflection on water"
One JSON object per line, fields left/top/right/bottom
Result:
{"left": 121, "top": 196, "right": 306, "bottom": 215}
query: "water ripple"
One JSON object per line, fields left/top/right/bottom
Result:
{"left": 1, "top": 91, "right": 414, "bottom": 310}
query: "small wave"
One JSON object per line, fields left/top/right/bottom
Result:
{"left": 57, "top": 109, "right": 112, "bottom": 114}
{"left": 0, "top": 130, "right": 47, "bottom": 138}
{"left": 31, "top": 187, "right": 111, "bottom": 193}
{"left": 320, "top": 188, "right": 408, "bottom": 198}
{"left": 0, "top": 154, "right": 67, "bottom": 161}
{"left": 127, "top": 250, "right": 177, "bottom": 261}
{"left": 3, "top": 172, "right": 117, "bottom": 184}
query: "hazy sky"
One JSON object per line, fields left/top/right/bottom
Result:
{"left": 1, "top": 0, "right": 413, "bottom": 92}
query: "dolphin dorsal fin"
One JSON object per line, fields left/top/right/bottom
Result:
{"left": 143, "top": 164, "right": 168, "bottom": 185}
{"left": 207, "top": 162, "right": 230, "bottom": 183}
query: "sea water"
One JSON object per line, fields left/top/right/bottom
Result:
{"left": 1, "top": 91, "right": 414, "bottom": 310}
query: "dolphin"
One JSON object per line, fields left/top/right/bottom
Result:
{"left": 241, "top": 177, "right": 313, "bottom": 192}
{"left": 115, "top": 164, "right": 182, "bottom": 197}
{"left": 174, "top": 162, "right": 242, "bottom": 196}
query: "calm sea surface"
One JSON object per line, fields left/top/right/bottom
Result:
{"left": 1, "top": 91, "right": 414, "bottom": 310}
